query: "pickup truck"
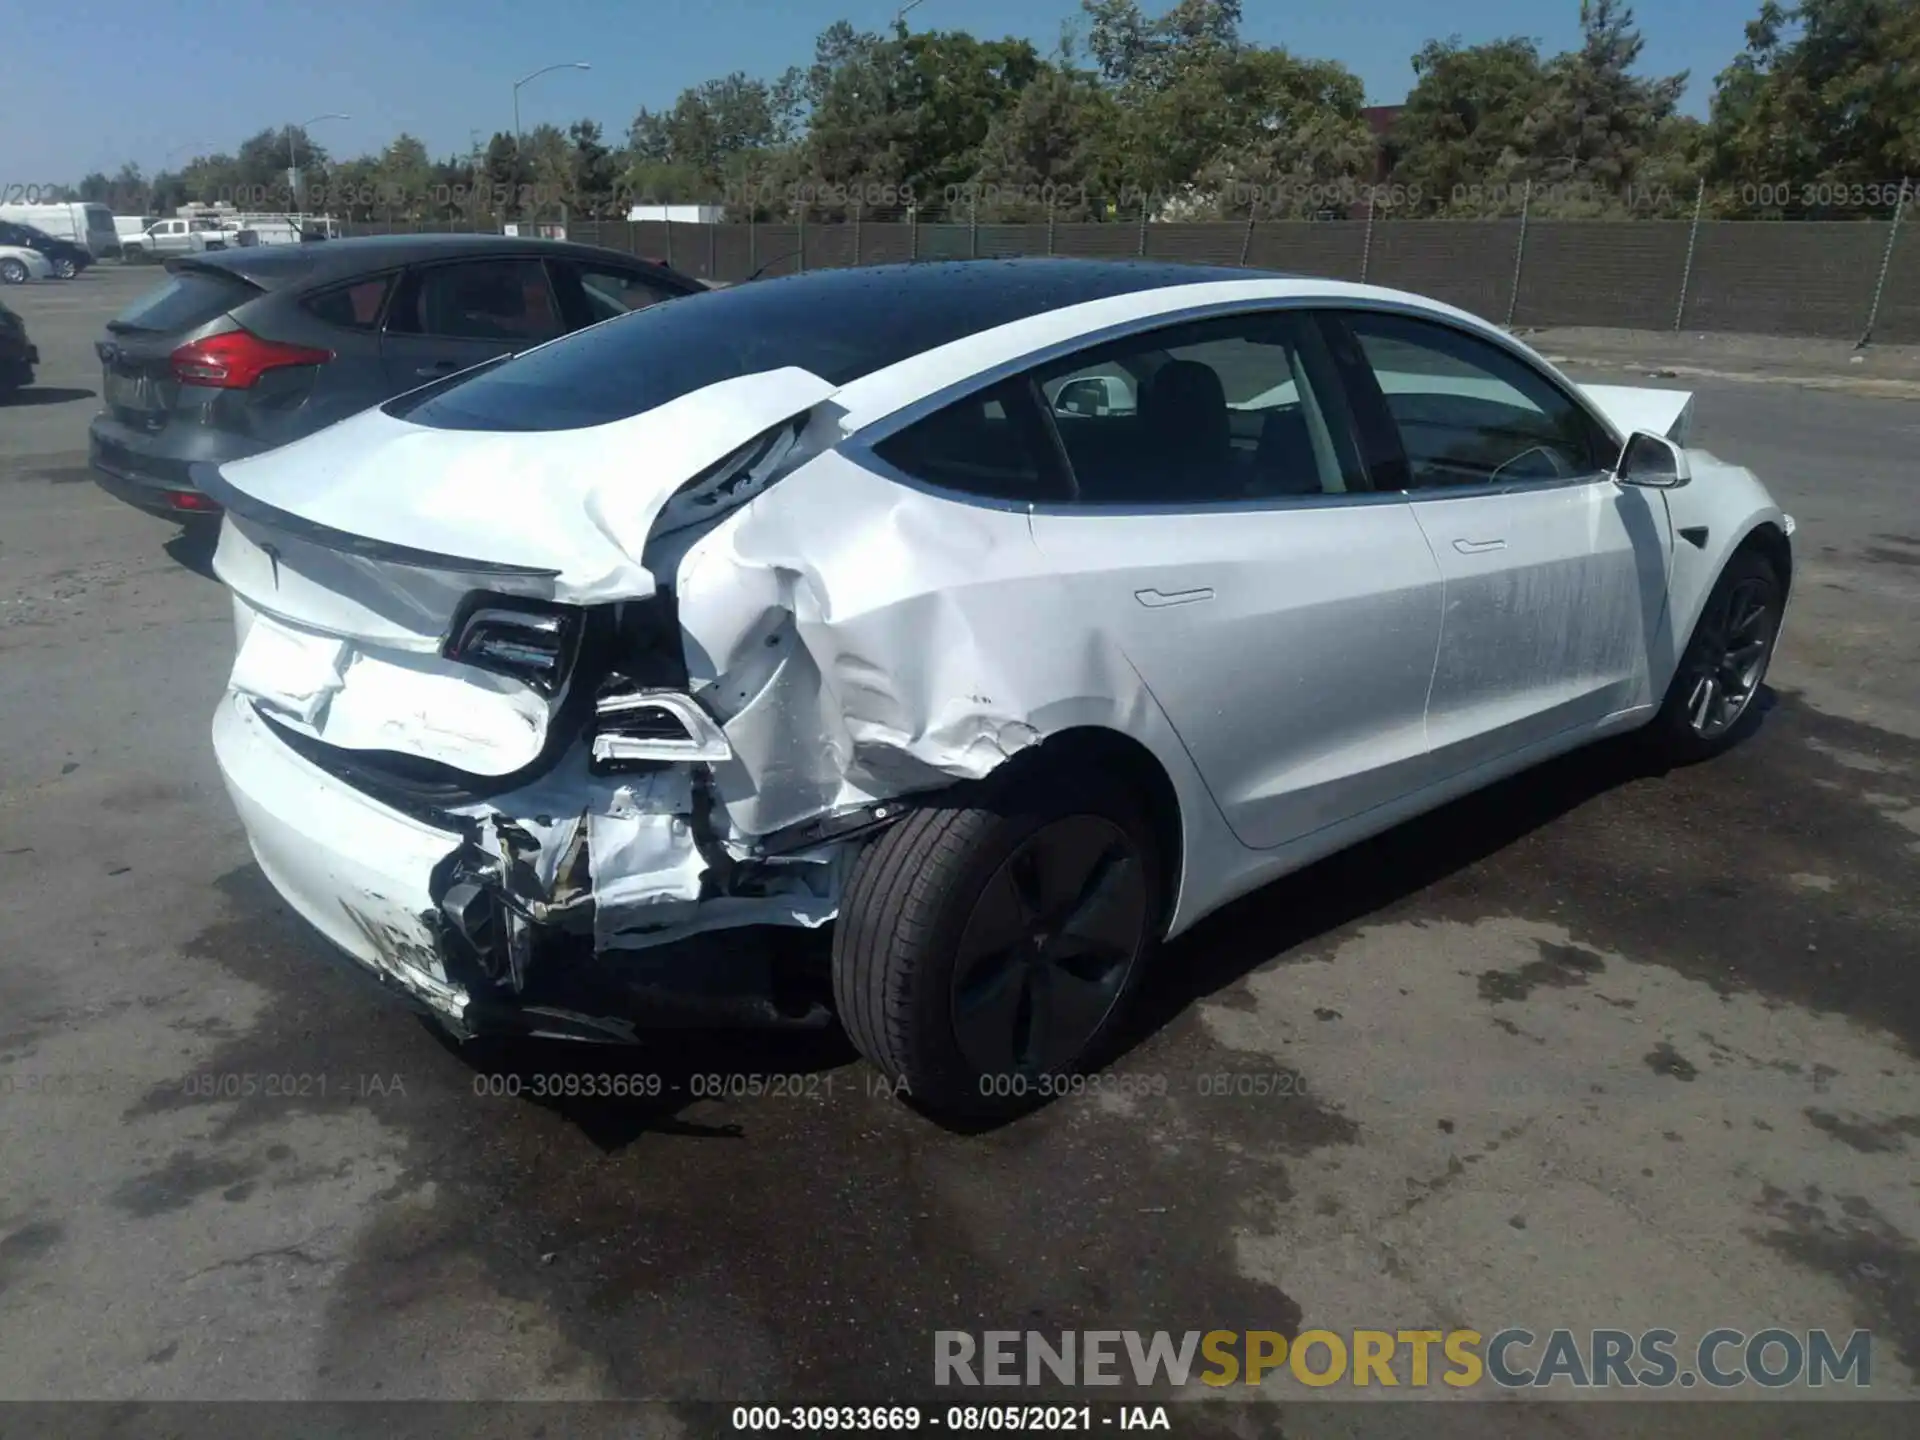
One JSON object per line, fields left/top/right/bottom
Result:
{"left": 119, "top": 217, "right": 233, "bottom": 262}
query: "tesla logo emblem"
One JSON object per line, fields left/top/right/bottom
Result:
{"left": 261, "top": 543, "right": 282, "bottom": 588}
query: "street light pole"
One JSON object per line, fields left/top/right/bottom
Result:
{"left": 512, "top": 62, "right": 592, "bottom": 158}
{"left": 288, "top": 112, "right": 350, "bottom": 212}
{"left": 510, "top": 62, "right": 591, "bottom": 231}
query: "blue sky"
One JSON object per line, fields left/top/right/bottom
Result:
{"left": 3, "top": 0, "right": 1761, "bottom": 184}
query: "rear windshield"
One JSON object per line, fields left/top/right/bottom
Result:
{"left": 108, "top": 269, "right": 257, "bottom": 334}
{"left": 391, "top": 260, "right": 1244, "bottom": 433}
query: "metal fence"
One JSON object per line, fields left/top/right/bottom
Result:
{"left": 338, "top": 212, "right": 1920, "bottom": 344}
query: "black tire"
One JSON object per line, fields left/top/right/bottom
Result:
{"left": 0, "top": 259, "right": 26, "bottom": 285}
{"left": 1642, "top": 547, "right": 1784, "bottom": 764}
{"left": 832, "top": 762, "right": 1162, "bottom": 1124}
{"left": 51, "top": 258, "right": 76, "bottom": 279}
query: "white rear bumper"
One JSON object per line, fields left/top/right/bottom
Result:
{"left": 211, "top": 693, "right": 471, "bottom": 1021}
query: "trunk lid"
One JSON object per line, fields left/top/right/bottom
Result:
{"left": 98, "top": 264, "right": 264, "bottom": 434}
{"left": 209, "top": 365, "right": 836, "bottom": 778}
{"left": 209, "top": 365, "right": 837, "bottom": 601}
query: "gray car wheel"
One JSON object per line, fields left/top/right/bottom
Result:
{"left": 0, "top": 259, "right": 27, "bottom": 285}
{"left": 1643, "top": 548, "right": 1784, "bottom": 763}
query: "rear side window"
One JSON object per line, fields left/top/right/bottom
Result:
{"left": 387, "top": 260, "right": 563, "bottom": 342}
{"left": 108, "top": 270, "right": 257, "bottom": 334}
{"left": 1034, "top": 311, "right": 1364, "bottom": 504}
{"left": 870, "top": 379, "right": 1066, "bottom": 502}
{"left": 303, "top": 275, "right": 393, "bottom": 331}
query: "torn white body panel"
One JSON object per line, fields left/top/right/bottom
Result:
{"left": 228, "top": 608, "right": 553, "bottom": 774}
{"left": 212, "top": 693, "right": 471, "bottom": 1017}
{"left": 215, "top": 365, "right": 838, "bottom": 600}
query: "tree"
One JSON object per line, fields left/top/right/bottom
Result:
{"left": 625, "top": 70, "right": 799, "bottom": 213}
{"left": 973, "top": 68, "right": 1121, "bottom": 217}
{"left": 374, "top": 134, "right": 433, "bottom": 217}
{"left": 1187, "top": 48, "right": 1375, "bottom": 217}
{"left": 568, "top": 119, "right": 619, "bottom": 213}
{"left": 1083, "top": 0, "right": 1242, "bottom": 94}
{"left": 1517, "top": 1, "right": 1687, "bottom": 213}
{"left": 1707, "top": 0, "right": 1920, "bottom": 208}
{"left": 1386, "top": 37, "right": 1546, "bottom": 213}
{"left": 755, "top": 21, "right": 1045, "bottom": 218}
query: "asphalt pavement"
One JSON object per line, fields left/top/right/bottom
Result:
{"left": 1, "top": 266, "right": 1917, "bottom": 1430}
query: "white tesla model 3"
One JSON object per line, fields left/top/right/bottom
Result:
{"left": 199, "top": 259, "right": 1794, "bottom": 1120}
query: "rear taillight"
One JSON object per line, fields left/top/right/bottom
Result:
{"left": 166, "top": 490, "right": 220, "bottom": 512}
{"left": 591, "top": 686, "right": 731, "bottom": 766}
{"left": 443, "top": 597, "right": 582, "bottom": 694}
{"left": 169, "top": 330, "right": 332, "bottom": 388}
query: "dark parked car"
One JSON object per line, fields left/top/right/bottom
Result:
{"left": 0, "top": 297, "right": 39, "bottom": 395}
{"left": 0, "top": 221, "right": 91, "bottom": 278}
{"left": 89, "top": 234, "right": 706, "bottom": 521}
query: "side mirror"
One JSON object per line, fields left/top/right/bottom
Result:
{"left": 1614, "top": 429, "right": 1691, "bottom": 488}
{"left": 1054, "top": 377, "right": 1112, "bottom": 417}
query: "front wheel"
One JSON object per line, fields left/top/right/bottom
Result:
{"left": 51, "top": 258, "right": 77, "bottom": 279}
{"left": 832, "top": 764, "right": 1161, "bottom": 1124}
{"left": 0, "top": 259, "right": 27, "bottom": 285}
{"left": 1643, "top": 548, "right": 1784, "bottom": 763}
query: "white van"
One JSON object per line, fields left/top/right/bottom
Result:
{"left": 0, "top": 202, "right": 119, "bottom": 258}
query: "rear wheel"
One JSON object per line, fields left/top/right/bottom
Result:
{"left": 0, "top": 259, "right": 26, "bottom": 285}
{"left": 833, "top": 764, "right": 1160, "bottom": 1123}
{"left": 50, "top": 258, "right": 76, "bottom": 279}
{"left": 1643, "top": 548, "right": 1784, "bottom": 763}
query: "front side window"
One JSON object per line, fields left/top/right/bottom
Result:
{"left": 1335, "top": 312, "right": 1610, "bottom": 489}
{"left": 388, "top": 260, "right": 563, "bottom": 343}
{"left": 570, "top": 265, "right": 679, "bottom": 324}
{"left": 1033, "top": 311, "right": 1364, "bottom": 505}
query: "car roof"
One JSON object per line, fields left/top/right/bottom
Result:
{"left": 384, "top": 258, "right": 1304, "bottom": 435}
{"left": 719, "top": 256, "right": 1277, "bottom": 310}
{"left": 175, "top": 232, "right": 698, "bottom": 291}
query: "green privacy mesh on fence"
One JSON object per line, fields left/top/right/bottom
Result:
{"left": 335, "top": 213, "right": 1920, "bottom": 344}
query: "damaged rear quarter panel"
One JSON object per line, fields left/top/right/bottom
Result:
{"left": 666, "top": 450, "right": 1226, "bottom": 912}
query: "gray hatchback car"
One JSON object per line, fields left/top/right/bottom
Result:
{"left": 90, "top": 234, "right": 705, "bottom": 520}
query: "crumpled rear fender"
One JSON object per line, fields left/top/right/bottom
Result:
{"left": 666, "top": 449, "right": 1235, "bottom": 931}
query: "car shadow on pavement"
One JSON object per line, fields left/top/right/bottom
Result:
{"left": 162, "top": 520, "right": 222, "bottom": 580}
{"left": 413, "top": 693, "right": 1785, "bottom": 1144}
{"left": 1112, "top": 705, "right": 1773, "bottom": 1058}
{"left": 0, "top": 386, "right": 95, "bottom": 406}
{"left": 428, "top": 1021, "right": 859, "bottom": 1152}
{"left": 193, "top": 693, "right": 1773, "bottom": 1150}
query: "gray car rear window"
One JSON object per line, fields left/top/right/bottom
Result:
{"left": 108, "top": 270, "right": 258, "bottom": 335}
{"left": 387, "top": 260, "right": 1256, "bottom": 433}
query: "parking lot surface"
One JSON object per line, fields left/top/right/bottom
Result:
{"left": 1, "top": 268, "right": 1917, "bottom": 1416}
